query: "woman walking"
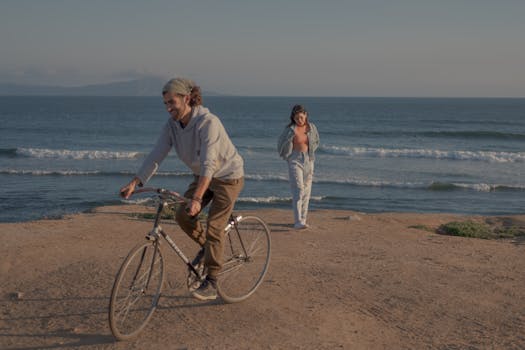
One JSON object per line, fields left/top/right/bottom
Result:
{"left": 278, "top": 105, "right": 320, "bottom": 229}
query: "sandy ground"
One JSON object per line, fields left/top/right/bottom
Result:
{"left": 1, "top": 206, "right": 525, "bottom": 350}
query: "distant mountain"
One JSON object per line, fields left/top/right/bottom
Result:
{"left": 0, "top": 77, "right": 224, "bottom": 96}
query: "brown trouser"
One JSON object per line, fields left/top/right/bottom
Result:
{"left": 176, "top": 176, "right": 244, "bottom": 281}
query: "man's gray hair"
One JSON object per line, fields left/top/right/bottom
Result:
{"left": 162, "top": 78, "right": 194, "bottom": 95}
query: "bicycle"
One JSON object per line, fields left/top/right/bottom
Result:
{"left": 108, "top": 187, "right": 271, "bottom": 341}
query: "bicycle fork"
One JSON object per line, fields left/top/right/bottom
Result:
{"left": 225, "top": 215, "right": 250, "bottom": 261}
{"left": 129, "top": 240, "right": 160, "bottom": 294}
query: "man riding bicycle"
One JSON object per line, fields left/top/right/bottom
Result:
{"left": 120, "top": 77, "right": 244, "bottom": 301}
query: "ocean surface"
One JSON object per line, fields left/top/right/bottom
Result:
{"left": 1, "top": 96, "right": 524, "bottom": 223}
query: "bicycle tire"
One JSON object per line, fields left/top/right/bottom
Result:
{"left": 108, "top": 240, "right": 165, "bottom": 340}
{"left": 217, "top": 215, "right": 271, "bottom": 303}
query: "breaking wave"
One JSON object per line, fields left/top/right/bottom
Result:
{"left": 4, "top": 147, "right": 142, "bottom": 160}
{"left": 321, "top": 146, "right": 525, "bottom": 163}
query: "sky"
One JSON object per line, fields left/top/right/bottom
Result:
{"left": 1, "top": 0, "right": 524, "bottom": 97}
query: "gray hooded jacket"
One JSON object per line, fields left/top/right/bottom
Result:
{"left": 136, "top": 105, "right": 244, "bottom": 184}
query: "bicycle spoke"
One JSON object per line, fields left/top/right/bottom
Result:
{"left": 217, "top": 216, "right": 271, "bottom": 303}
{"left": 109, "top": 242, "right": 164, "bottom": 340}
{"left": 219, "top": 259, "right": 245, "bottom": 275}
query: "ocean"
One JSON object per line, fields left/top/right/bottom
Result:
{"left": 0, "top": 96, "right": 524, "bottom": 223}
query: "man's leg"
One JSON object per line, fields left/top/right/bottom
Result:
{"left": 175, "top": 177, "right": 213, "bottom": 246}
{"left": 204, "top": 177, "right": 244, "bottom": 282}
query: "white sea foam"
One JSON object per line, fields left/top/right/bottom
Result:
{"left": 0, "top": 169, "right": 104, "bottom": 176}
{"left": 321, "top": 145, "right": 525, "bottom": 163}
{"left": 2, "top": 168, "right": 523, "bottom": 194}
{"left": 237, "top": 196, "right": 290, "bottom": 203}
{"left": 316, "top": 176, "right": 525, "bottom": 192}
{"left": 121, "top": 197, "right": 156, "bottom": 205}
{"left": 16, "top": 147, "right": 141, "bottom": 160}
{"left": 244, "top": 173, "right": 289, "bottom": 182}
{"left": 154, "top": 171, "right": 194, "bottom": 177}
{"left": 315, "top": 176, "right": 423, "bottom": 188}
{"left": 237, "top": 195, "right": 324, "bottom": 203}
{"left": 451, "top": 182, "right": 525, "bottom": 192}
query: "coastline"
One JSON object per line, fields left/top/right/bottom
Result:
{"left": 3, "top": 96, "right": 525, "bottom": 222}
{"left": 1, "top": 206, "right": 524, "bottom": 349}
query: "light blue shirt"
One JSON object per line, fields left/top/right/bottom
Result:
{"left": 277, "top": 122, "right": 320, "bottom": 161}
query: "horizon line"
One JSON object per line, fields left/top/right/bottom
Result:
{"left": 1, "top": 94, "right": 525, "bottom": 99}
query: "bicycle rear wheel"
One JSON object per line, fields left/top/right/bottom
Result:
{"left": 217, "top": 215, "right": 271, "bottom": 303}
{"left": 109, "top": 241, "right": 165, "bottom": 340}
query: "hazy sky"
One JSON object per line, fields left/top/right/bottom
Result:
{"left": 1, "top": 0, "right": 524, "bottom": 97}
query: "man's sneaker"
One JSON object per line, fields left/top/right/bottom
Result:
{"left": 191, "top": 278, "right": 217, "bottom": 301}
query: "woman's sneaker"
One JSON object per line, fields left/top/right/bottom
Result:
{"left": 293, "top": 223, "right": 308, "bottom": 230}
{"left": 191, "top": 278, "right": 217, "bottom": 301}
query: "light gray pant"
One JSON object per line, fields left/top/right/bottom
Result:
{"left": 287, "top": 151, "right": 314, "bottom": 226}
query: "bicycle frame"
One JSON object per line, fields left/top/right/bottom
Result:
{"left": 145, "top": 199, "right": 202, "bottom": 277}
{"left": 142, "top": 190, "right": 243, "bottom": 279}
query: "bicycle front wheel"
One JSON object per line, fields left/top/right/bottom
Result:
{"left": 108, "top": 241, "right": 165, "bottom": 340}
{"left": 217, "top": 215, "right": 271, "bottom": 303}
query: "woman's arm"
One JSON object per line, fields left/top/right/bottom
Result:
{"left": 309, "top": 123, "right": 320, "bottom": 152}
{"left": 277, "top": 126, "right": 294, "bottom": 159}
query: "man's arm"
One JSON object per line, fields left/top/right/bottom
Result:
{"left": 186, "top": 175, "right": 212, "bottom": 216}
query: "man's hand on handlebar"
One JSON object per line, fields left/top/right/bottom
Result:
{"left": 120, "top": 177, "right": 141, "bottom": 199}
{"left": 185, "top": 199, "right": 202, "bottom": 217}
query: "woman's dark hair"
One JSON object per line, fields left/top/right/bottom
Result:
{"left": 189, "top": 85, "right": 202, "bottom": 107}
{"left": 288, "top": 104, "right": 308, "bottom": 127}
